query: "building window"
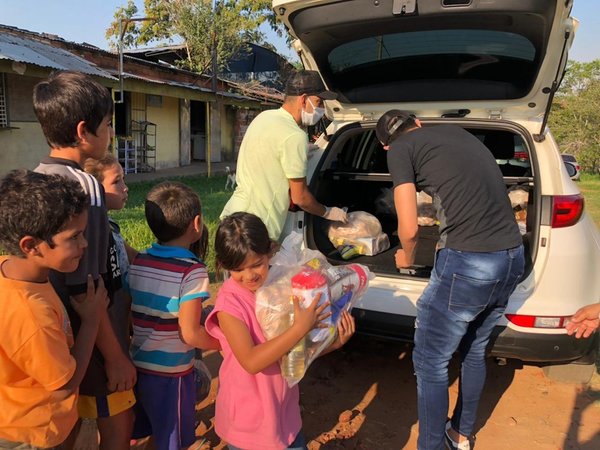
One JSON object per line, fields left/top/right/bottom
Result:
{"left": 0, "top": 74, "right": 7, "bottom": 127}
{"left": 147, "top": 94, "right": 162, "bottom": 107}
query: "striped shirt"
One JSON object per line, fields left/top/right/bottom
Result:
{"left": 127, "top": 244, "right": 210, "bottom": 375}
{"left": 35, "top": 157, "right": 109, "bottom": 298}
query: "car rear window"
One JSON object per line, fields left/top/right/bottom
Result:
{"left": 325, "top": 29, "right": 538, "bottom": 103}
{"left": 329, "top": 30, "right": 535, "bottom": 73}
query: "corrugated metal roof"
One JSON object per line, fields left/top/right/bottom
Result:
{"left": 0, "top": 32, "right": 116, "bottom": 79}
{"left": 114, "top": 70, "right": 258, "bottom": 101}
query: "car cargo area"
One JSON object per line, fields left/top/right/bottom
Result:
{"left": 305, "top": 123, "right": 535, "bottom": 279}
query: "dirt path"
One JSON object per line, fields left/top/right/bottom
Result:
{"left": 76, "top": 336, "right": 600, "bottom": 450}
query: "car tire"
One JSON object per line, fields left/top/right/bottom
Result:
{"left": 542, "top": 361, "right": 598, "bottom": 384}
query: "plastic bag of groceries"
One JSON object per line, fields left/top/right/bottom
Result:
{"left": 508, "top": 186, "right": 528, "bottom": 235}
{"left": 328, "top": 211, "right": 390, "bottom": 260}
{"left": 256, "top": 232, "right": 372, "bottom": 387}
{"left": 416, "top": 191, "right": 438, "bottom": 226}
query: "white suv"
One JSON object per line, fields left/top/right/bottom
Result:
{"left": 274, "top": 0, "right": 600, "bottom": 379}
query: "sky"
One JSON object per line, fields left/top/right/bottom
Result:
{"left": 1, "top": 0, "right": 599, "bottom": 63}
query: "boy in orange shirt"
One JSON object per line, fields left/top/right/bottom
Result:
{"left": 0, "top": 170, "right": 108, "bottom": 449}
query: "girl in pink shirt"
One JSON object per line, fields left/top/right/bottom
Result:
{"left": 206, "top": 212, "right": 355, "bottom": 450}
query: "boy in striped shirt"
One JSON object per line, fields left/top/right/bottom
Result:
{"left": 127, "top": 181, "right": 220, "bottom": 450}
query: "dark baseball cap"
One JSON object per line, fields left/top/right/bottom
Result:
{"left": 284, "top": 70, "right": 337, "bottom": 100}
{"left": 376, "top": 110, "right": 417, "bottom": 145}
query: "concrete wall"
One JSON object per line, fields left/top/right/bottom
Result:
{"left": 0, "top": 122, "right": 48, "bottom": 175}
{"left": 220, "top": 104, "right": 236, "bottom": 162}
{"left": 0, "top": 74, "right": 49, "bottom": 175}
{"left": 209, "top": 100, "right": 221, "bottom": 163}
{"left": 0, "top": 68, "right": 269, "bottom": 175}
{"left": 180, "top": 99, "right": 191, "bottom": 166}
{"left": 234, "top": 108, "right": 261, "bottom": 155}
{"left": 147, "top": 95, "right": 180, "bottom": 170}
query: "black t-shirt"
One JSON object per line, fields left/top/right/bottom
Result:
{"left": 35, "top": 157, "right": 122, "bottom": 396}
{"left": 386, "top": 125, "right": 522, "bottom": 252}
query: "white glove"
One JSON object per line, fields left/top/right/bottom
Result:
{"left": 323, "top": 206, "right": 348, "bottom": 222}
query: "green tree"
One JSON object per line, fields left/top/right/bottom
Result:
{"left": 106, "top": 0, "right": 286, "bottom": 76}
{"left": 550, "top": 60, "right": 600, "bottom": 174}
{"left": 559, "top": 60, "right": 600, "bottom": 94}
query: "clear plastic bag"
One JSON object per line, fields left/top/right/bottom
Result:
{"left": 255, "top": 232, "right": 372, "bottom": 386}
{"left": 416, "top": 191, "right": 438, "bottom": 226}
{"left": 328, "top": 211, "right": 390, "bottom": 259}
{"left": 508, "top": 186, "right": 529, "bottom": 235}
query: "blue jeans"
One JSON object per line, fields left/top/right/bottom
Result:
{"left": 413, "top": 245, "right": 524, "bottom": 450}
{"left": 227, "top": 430, "right": 307, "bottom": 450}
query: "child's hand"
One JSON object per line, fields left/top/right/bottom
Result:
{"left": 70, "top": 275, "right": 108, "bottom": 322}
{"left": 333, "top": 311, "right": 356, "bottom": 348}
{"left": 291, "top": 293, "right": 331, "bottom": 336}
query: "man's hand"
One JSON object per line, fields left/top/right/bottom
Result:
{"left": 566, "top": 303, "right": 600, "bottom": 339}
{"left": 105, "top": 352, "right": 137, "bottom": 392}
{"left": 323, "top": 206, "right": 348, "bottom": 222}
{"left": 395, "top": 248, "right": 412, "bottom": 269}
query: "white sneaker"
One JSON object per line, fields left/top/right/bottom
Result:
{"left": 444, "top": 420, "right": 472, "bottom": 450}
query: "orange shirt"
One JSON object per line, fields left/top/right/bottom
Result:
{"left": 0, "top": 256, "right": 78, "bottom": 447}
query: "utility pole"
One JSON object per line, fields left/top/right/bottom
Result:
{"left": 207, "top": 0, "right": 219, "bottom": 177}
{"left": 116, "top": 16, "right": 156, "bottom": 104}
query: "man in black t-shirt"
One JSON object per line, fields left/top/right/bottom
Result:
{"left": 376, "top": 110, "right": 525, "bottom": 450}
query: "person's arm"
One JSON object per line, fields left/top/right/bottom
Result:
{"left": 179, "top": 298, "right": 221, "bottom": 350}
{"left": 92, "top": 308, "right": 137, "bottom": 392}
{"left": 289, "top": 178, "right": 347, "bottom": 222}
{"left": 393, "top": 183, "right": 419, "bottom": 268}
{"left": 124, "top": 242, "right": 138, "bottom": 264}
{"left": 217, "top": 294, "right": 330, "bottom": 374}
{"left": 566, "top": 303, "right": 600, "bottom": 339}
{"left": 319, "top": 311, "right": 356, "bottom": 356}
{"left": 178, "top": 266, "right": 221, "bottom": 349}
{"left": 60, "top": 276, "right": 108, "bottom": 393}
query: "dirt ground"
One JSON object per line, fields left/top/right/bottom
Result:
{"left": 75, "top": 334, "right": 600, "bottom": 450}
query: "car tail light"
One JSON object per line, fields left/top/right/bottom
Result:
{"left": 505, "top": 314, "right": 567, "bottom": 328}
{"left": 551, "top": 194, "right": 584, "bottom": 228}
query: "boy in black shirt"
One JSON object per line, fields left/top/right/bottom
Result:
{"left": 377, "top": 110, "right": 524, "bottom": 450}
{"left": 33, "top": 71, "right": 135, "bottom": 450}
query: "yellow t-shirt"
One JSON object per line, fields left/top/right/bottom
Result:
{"left": 221, "top": 108, "right": 308, "bottom": 240}
{"left": 0, "top": 256, "right": 78, "bottom": 447}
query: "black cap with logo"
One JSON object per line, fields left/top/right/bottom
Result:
{"left": 376, "top": 110, "right": 417, "bottom": 145}
{"left": 284, "top": 70, "right": 337, "bottom": 100}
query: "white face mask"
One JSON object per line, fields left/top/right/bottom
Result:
{"left": 301, "top": 97, "right": 325, "bottom": 126}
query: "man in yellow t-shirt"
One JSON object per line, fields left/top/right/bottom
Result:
{"left": 0, "top": 170, "right": 107, "bottom": 449}
{"left": 221, "top": 70, "right": 348, "bottom": 240}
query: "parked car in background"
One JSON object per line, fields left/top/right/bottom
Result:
{"left": 562, "top": 153, "right": 581, "bottom": 181}
{"left": 275, "top": 0, "right": 600, "bottom": 382}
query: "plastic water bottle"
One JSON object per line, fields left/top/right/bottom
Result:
{"left": 280, "top": 307, "right": 306, "bottom": 382}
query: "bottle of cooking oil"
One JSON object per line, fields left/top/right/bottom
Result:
{"left": 280, "top": 306, "right": 306, "bottom": 383}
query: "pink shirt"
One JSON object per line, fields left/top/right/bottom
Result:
{"left": 206, "top": 278, "right": 301, "bottom": 450}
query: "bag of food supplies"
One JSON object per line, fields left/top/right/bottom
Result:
{"left": 255, "top": 232, "right": 372, "bottom": 386}
{"left": 328, "top": 211, "right": 390, "bottom": 260}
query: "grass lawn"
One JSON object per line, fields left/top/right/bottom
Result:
{"left": 114, "top": 174, "right": 231, "bottom": 279}
{"left": 578, "top": 174, "right": 600, "bottom": 227}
